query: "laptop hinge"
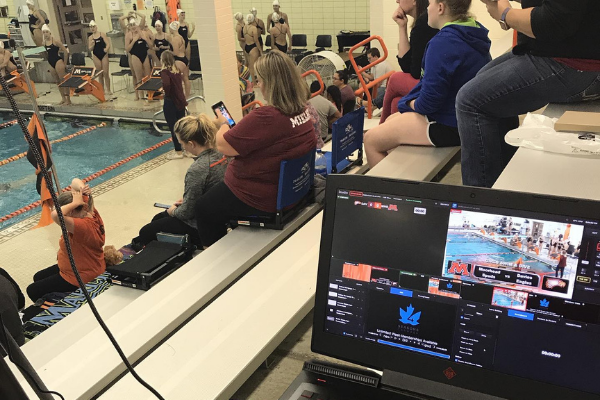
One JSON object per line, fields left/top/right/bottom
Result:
{"left": 303, "top": 360, "right": 380, "bottom": 387}
{"left": 380, "top": 369, "right": 506, "bottom": 400}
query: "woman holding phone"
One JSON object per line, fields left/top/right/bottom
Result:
{"left": 194, "top": 50, "right": 317, "bottom": 248}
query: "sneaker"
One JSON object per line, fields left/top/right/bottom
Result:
{"left": 167, "top": 152, "right": 184, "bottom": 160}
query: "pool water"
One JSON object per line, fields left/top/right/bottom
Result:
{"left": 0, "top": 114, "right": 171, "bottom": 230}
{"left": 445, "top": 232, "right": 554, "bottom": 273}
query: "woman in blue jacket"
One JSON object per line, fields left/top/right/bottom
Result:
{"left": 364, "top": 0, "right": 491, "bottom": 167}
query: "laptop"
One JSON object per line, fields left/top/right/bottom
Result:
{"left": 280, "top": 175, "right": 600, "bottom": 400}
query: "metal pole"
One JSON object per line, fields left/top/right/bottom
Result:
{"left": 16, "top": 47, "right": 62, "bottom": 194}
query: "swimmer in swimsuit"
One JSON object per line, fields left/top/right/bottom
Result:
{"left": 176, "top": 9, "right": 195, "bottom": 61}
{"left": 42, "top": 25, "right": 70, "bottom": 105}
{"left": 26, "top": 0, "right": 45, "bottom": 46}
{"left": 243, "top": 14, "right": 263, "bottom": 83}
{"left": 169, "top": 20, "right": 191, "bottom": 98}
{"left": 126, "top": 19, "right": 153, "bottom": 100}
{"left": 234, "top": 13, "right": 246, "bottom": 53}
{"left": 250, "top": 7, "right": 265, "bottom": 51}
{"left": 269, "top": 13, "right": 292, "bottom": 54}
{"left": 87, "top": 20, "right": 111, "bottom": 95}
{"left": 153, "top": 20, "right": 172, "bottom": 66}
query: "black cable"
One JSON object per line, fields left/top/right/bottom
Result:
{"left": 0, "top": 314, "right": 65, "bottom": 399}
{"left": 0, "top": 75, "right": 166, "bottom": 400}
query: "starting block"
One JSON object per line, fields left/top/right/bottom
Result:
{"left": 59, "top": 66, "right": 105, "bottom": 103}
{"left": 135, "top": 67, "right": 163, "bottom": 101}
{"left": 6, "top": 60, "right": 37, "bottom": 98}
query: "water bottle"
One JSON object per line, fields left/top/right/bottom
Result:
{"left": 315, "top": 150, "right": 327, "bottom": 176}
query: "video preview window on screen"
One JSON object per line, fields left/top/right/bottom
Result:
{"left": 443, "top": 210, "right": 582, "bottom": 300}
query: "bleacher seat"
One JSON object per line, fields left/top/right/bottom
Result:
{"left": 323, "top": 107, "right": 365, "bottom": 174}
{"left": 233, "top": 150, "right": 316, "bottom": 230}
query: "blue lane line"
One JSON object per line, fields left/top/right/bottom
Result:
{"left": 378, "top": 340, "right": 451, "bottom": 359}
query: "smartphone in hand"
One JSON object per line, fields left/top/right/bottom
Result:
{"left": 211, "top": 101, "right": 236, "bottom": 127}
{"left": 154, "top": 203, "right": 171, "bottom": 209}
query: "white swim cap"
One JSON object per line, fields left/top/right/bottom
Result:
{"left": 250, "top": 7, "right": 257, "bottom": 15}
{"left": 246, "top": 14, "right": 255, "bottom": 24}
{"left": 169, "top": 21, "right": 179, "bottom": 31}
{"left": 177, "top": 9, "right": 184, "bottom": 16}
{"left": 271, "top": 12, "right": 280, "bottom": 21}
{"left": 129, "top": 18, "right": 138, "bottom": 26}
{"left": 26, "top": 0, "right": 35, "bottom": 6}
{"left": 234, "top": 12, "right": 243, "bottom": 21}
{"left": 41, "top": 24, "right": 50, "bottom": 32}
{"left": 155, "top": 20, "right": 163, "bottom": 27}
{"left": 273, "top": 0, "right": 280, "bottom": 6}
{"left": 89, "top": 20, "right": 97, "bottom": 27}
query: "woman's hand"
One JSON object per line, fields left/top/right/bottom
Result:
{"left": 481, "top": 0, "right": 511, "bottom": 21}
{"left": 167, "top": 204, "right": 177, "bottom": 216}
{"left": 81, "top": 184, "right": 91, "bottom": 197}
{"left": 213, "top": 109, "right": 228, "bottom": 128}
{"left": 71, "top": 189, "right": 85, "bottom": 207}
{"left": 392, "top": 6, "right": 408, "bottom": 28}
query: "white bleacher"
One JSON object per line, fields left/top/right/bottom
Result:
{"left": 99, "top": 145, "right": 456, "bottom": 399}
{"left": 13, "top": 206, "right": 320, "bottom": 399}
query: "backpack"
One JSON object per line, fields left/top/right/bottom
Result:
{"left": 151, "top": 7, "right": 167, "bottom": 28}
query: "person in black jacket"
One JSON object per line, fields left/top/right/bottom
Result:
{"left": 456, "top": 0, "right": 600, "bottom": 188}
{"left": 379, "top": 0, "right": 438, "bottom": 123}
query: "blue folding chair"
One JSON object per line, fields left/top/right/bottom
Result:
{"left": 233, "top": 150, "right": 316, "bottom": 230}
{"left": 323, "top": 107, "right": 365, "bottom": 174}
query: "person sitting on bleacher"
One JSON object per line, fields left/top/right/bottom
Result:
{"left": 457, "top": 0, "right": 600, "bottom": 188}
{"left": 26, "top": 179, "right": 105, "bottom": 302}
{"left": 332, "top": 70, "right": 356, "bottom": 115}
{"left": 194, "top": 50, "right": 317, "bottom": 248}
{"left": 133, "top": 115, "right": 227, "bottom": 248}
{"left": 364, "top": 0, "right": 491, "bottom": 167}
{"left": 380, "top": 0, "right": 438, "bottom": 123}
{"left": 309, "top": 81, "right": 341, "bottom": 142}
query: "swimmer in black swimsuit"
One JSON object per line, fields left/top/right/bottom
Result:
{"left": 243, "top": 14, "right": 263, "bottom": 83}
{"left": 26, "top": 0, "right": 44, "bottom": 46}
{"left": 42, "top": 25, "right": 70, "bottom": 105}
{"left": 269, "top": 14, "right": 291, "bottom": 54}
{"left": 169, "top": 20, "right": 191, "bottom": 98}
{"left": 176, "top": 9, "right": 195, "bottom": 61}
{"left": 126, "top": 19, "right": 152, "bottom": 100}
{"left": 250, "top": 8, "right": 265, "bottom": 51}
{"left": 153, "top": 21, "right": 171, "bottom": 66}
{"left": 88, "top": 21, "right": 111, "bottom": 95}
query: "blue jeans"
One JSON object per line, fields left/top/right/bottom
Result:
{"left": 456, "top": 52, "right": 600, "bottom": 187}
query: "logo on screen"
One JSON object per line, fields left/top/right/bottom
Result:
{"left": 446, "top": 283, "right": 453, "bottom": 289}
{"left": 399, "top": 304, "right": 421, "bottom": 326}
{"left": 540, "top": 298, "right": 550, "bottom": 308}
{"left": 443, "top": 367, "right": 457, "bottom": 380}
{"left": 448, "top": 261, "right": 471, "bottom": 276}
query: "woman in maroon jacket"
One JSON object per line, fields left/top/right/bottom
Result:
{"left": 160, "top": 50, "right": 188, "bottom": 159}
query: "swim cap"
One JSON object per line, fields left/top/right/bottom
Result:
{"left": 26, "top": 0, "right": 35, "bottom": 6}
{"left": 41, "top": 24, "right": 50, "bottom": 32}
{"left": 169, "top": 21, "right": 179, "bottom": 31}
{"left": 177, "top": 9, "right": 185, "bottom": 16}
{"left": 89, "top": 20, "right": 97, "bottom": 27}
{"left": 273, "top": 0, "right": 280, "bottom": 6}
{"left": 129, "top": 18, "right": 138, "bottom": 26}
{"left": 246, "top": 14, "right": 255, "bottom": 23}
{"left": 155, "top": 20, "right": 163, "bottom": 27}
{"left": 250, "top": 7, "right": 257, "bottom": 15}
{"left": 271, "top": 12, "right": 280, "bottom": 21}
{"left": 234, "top": 12, "right": 243, "bottom": 21}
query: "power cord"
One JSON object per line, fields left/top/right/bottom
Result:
{"left": 0, "top": 75, "right": 166, "bottom": 400}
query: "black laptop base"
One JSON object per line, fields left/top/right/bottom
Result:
{"left": 279, "top": 360, "right": 428, "bottom": 400}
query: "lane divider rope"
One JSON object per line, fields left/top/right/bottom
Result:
{"left": 0, "top": 119, "right": 18, "bottom": 130}
{"left": 0, "top": 137, "right": 173, "bottom": 224}
{"left": 0, "top": 122, "right": 108, "bottom": 166}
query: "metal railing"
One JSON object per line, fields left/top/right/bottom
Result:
{"left": 152, "top": 95, "right": 205, "bottom": 133}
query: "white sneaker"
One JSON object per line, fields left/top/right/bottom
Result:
{"left": 167, "top": 152, "right": 184, "bottom": 160}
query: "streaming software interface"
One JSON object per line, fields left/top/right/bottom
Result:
{"left": 324, "top": 189, "right": 600, "bottom": 395}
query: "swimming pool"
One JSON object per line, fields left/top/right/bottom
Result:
{"left": 445, "top": 231, "right": 554, "bottom": 273}
{"left": 0, "top": 113, "right": 171, "bottom": 230}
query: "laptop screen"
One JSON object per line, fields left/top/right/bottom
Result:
{"left": 313, "top": 177, "right": 600, "bottom": 399}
